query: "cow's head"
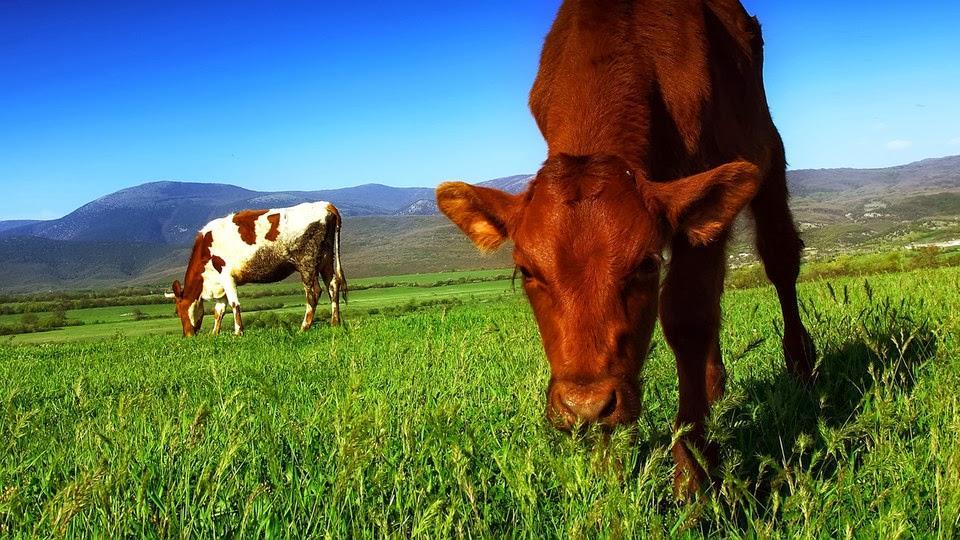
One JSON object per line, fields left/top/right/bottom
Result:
{"left": 437, "top": 154, "right": 760, "bottom": 429}
{"left": 167, "top": 280, "right": 204, "bottom": 337}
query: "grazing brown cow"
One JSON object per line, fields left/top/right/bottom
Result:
{"left": 167, "top": 202, "right": 347, "bottom": 337}
{"left": 436, "top": 0, "right": 815, "bottom": 493}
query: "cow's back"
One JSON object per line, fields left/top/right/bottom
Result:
{"left": 200, "top": 202, "right": 335, "bottom": 286}
{"left": 530, "top": 0, "right": 779, "bottom": 181}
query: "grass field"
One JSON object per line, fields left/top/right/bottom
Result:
{"left": 0, "top": 269, "right": 516, "bottom": 345}
{"left": 1, "top": 265, "right": 959, "bottom": 537}
{"left": 3, "top": 248, "right": 958, "bottom": 345}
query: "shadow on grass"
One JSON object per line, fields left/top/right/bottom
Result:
{"left": 533, "top": 288, "right": 939, "bottom": 530}
{"left": 713, "top": 294, "right": 938, "bottom": 509}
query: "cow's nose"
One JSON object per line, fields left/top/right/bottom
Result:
{"left": 550, "top": 381, "right": 618, "bottom": 427}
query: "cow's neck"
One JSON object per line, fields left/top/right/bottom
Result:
{"left": 181, "top": 232, "right": 212, "bottom": 303}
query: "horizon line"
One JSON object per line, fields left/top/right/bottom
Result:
{"left": 3, "top": 153, "right": 957, "bottom": 222}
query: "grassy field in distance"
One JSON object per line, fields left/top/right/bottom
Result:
{"left": 3, "top": 248, "right": 959, "bottom": 345}
{"left": 1, "top": 270, "right": 518, "bottom": 345}
{"left": 1, "top": 265, "right": 958, "bottom": 536}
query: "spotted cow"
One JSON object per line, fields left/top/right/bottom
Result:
{"left": 167, "top": 202, "right": 347, "bottom": 336}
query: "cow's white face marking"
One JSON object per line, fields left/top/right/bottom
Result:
{"left": 187, "top": 299, "right": 203, "bottom": 328}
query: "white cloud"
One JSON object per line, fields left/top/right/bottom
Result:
{"left": 885, "top": 139, "right": 913, "bottom": 151}
{"left": 949, "top": 137, "right": 960, "bottom": 146}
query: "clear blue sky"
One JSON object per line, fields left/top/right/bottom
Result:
{"left": 1, "top": 1, "right": 958, "bottom": 220}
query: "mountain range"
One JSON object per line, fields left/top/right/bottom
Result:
{"left": 0, "top": 174, "right": 536, "bottom": 246}
{"left": 1, "top": 156, "right": 959, "bottom": 292}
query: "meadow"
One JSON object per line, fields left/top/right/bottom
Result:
{"left": 0, "top": 269, "right": 515, "bottom": 345}
{"left": 1, "top": 255, "right": 959, "bottom": 537}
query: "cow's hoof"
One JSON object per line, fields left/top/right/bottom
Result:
{"left": 672, "top": 460, "right": 709, "bottom": 501}
{"left": 671, "top": 440, "right": 716, "bottom": 501}
{"left": 783, "top": 327, "right": 816, "bottom": 384}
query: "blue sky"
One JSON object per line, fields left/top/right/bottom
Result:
{"left": 1, "top": 1, "right": 958, "bottom": 220}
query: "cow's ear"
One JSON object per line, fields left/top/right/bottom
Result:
{"left": 436, "top": 182, "right": 521, "bottom": 253}
{"left": 171, "top": 280, "right": 183, "bottom": 299}
{"left": 644, "top": 160, "right": 762, "bottom": 246}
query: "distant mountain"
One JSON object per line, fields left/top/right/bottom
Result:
{"left": 0, "top": 175, "right": 538, "bottom": 246}
{"left": 478, "top": 174, "right": 537, "bottom": 194}
{"left": 0, "top": 236, "right": 178, "bottom": 291}
{"left": 0, "top": 220, "right": 41, "bottom": 233}
{"left": 0, "top": 217, "right": 513, "bottom": 293}
{"left": 391, "top": 175, "right": 538, "bottom": 216}
{"left": 781, "top": 155, "right": 960, "bottom": 225}
{"left": 0, "top": 181, "right": 438, "bottom": 245}
{"left": 1, "top": 155, "right": 958, "bottom": 292}
{"left": 787, "top": 155, "right": 960, "bottom": 197}
{"left": 395, "top": 199, "right": 440, "bottom": 216}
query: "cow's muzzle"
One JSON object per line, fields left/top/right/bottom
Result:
{"left": 547, "top": 377, "right": 640, "bottom": 430}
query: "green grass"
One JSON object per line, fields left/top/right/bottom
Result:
{"left": 1, "top": 276, "right": 517, "bottom": 345}
{"left": 1, "top": 266, "right": 959, "bottom": 537}
{"left": 5, "top": 248, "right": 959, "bottom": 345}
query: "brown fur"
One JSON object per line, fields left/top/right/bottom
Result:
{"left": 436, "top": 0, "right": 815, "bottom": 495}
{"left": 211, "top": 255, "right": 226, "bottom": 273}
{"left": 171, "top": 231, "right": 213, "bottom": 336}
{"left": 234, "top": 247, "right": 295, "bottom": 285}
{"left": 265, "top": 213, "right": 281, "bottom": 241}
{"left": 233, "top": 209, "right": 268, "bottom": 245}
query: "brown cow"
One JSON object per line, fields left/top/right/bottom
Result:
{"left": 436, "top": 0, "right": 815, "bottom": 493}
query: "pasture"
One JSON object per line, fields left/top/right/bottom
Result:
{"left": 0, "top": 269, "right": 514, "bottom": 345}
{"left": 1, "top": 263, "right": 958, "bottom": 537}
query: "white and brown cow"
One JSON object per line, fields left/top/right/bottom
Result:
{"left": 167, "top": 202, "right": 347, "bottom": 336}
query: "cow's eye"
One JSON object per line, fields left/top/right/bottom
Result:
{"left": 516, "top": 265, "right": 544, "bottom": 288}
{"left": 635, "top": 255, "right": 661, "bottom": 276}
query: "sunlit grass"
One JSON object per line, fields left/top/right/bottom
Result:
{"left": 1, "top": 268, "right": 959, "bottom": 536}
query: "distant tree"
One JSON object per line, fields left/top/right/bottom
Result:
{"left": 20, "top": 313, "right": 39, "bottom": 327}
{"left": 51, "top": 303, "right": 68, "bottom": 322}
{"left": 912, "top": 246, "right": 941, "bottom": 269}
{"left": 48, "top": 310, "right": 67, "bottom": 328}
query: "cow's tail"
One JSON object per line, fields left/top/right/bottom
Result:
{"left": 332, "top": 208, "right": 348, "bottom": 303}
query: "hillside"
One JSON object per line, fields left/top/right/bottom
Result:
{"left": 0, "top": 220, "right": 41, "bottom": 233}
{"left": 787, "top": 155, "right": 960, "bottom": 196}
{"left": 0, "top": 175, "right": 536, "bottom": 246}
{"left": 0, "top": 237, "right": 178, "bottom": 291}
{"left": 0, "top": 217, "right": 513, "bottom": 293}
{"left": 0, "top": 182, "right": 437, "bottom": 245}
{"left": 1, "top": 156, "right": 958, "bottom": 292}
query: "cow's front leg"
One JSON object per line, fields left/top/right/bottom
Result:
{"left": 660, "top": 235, "right": 728, "bottom": 497}
{"left": 231, "top": 304, "right": 244, "bottom": 336}
{"left": 222, "top": 278, "right": 244, "bottom": 336}
{"left": 211, "top": 302, "right": 227, "bottom": 335}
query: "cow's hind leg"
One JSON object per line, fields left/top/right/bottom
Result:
{"left": 301, "top": 274, "right": 321, "bottom": 331}
{"left": 222, "top": 277, "right": 244, "bottom": 336}
{"left": 751, "top": 159, "right": 816, "bottom": 381}
{"left": 320, "top": 263, "right": 342, "bottom": 326}
{"left": 660, "top": 234, "right": 728, "bottom": 496}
